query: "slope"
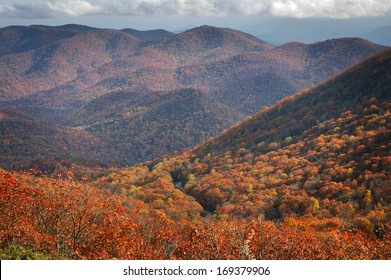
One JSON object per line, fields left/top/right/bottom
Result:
{"left": 111, "top": 48, "right": 391, "bottom": 227}
{"left": 0, "top": 107, "right": 120, "bottom": 170}
{"left": 150, "top": 25, "right": 274, "bottom": 66}
{"left": 0, "top": 24, "right": 94, "bottom": 57}
{"left": 1, "top": 50, "right": 390, "bottom": 260}
{"left": 198, "top": 48, "right": 391, "bottom": 156}
{"left": 173, "top": 38, "right": 386, "bottom": 118}
{"left": 0, "top": 28, "right": 141, "bottom": 103}
{"left": 65, "top": 88, "right": 243, "bottom": 164}
{"left": 211, "top": 72, "right": 305, "bottom": 115}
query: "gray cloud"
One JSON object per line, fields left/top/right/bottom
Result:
{"left": 0, "top": 0, "right": 390, "bottom": 19}
{"left": 0, "top": 0, "right": 103, "bottom": 18}
{"left": 270, "top": 0, "right": 391, "bottom": 19}
{"left": 45, "top": 0, "right": 103, "bottom": 16}
{"left": 0, "top": 3, "right": 53, "bottom": 19}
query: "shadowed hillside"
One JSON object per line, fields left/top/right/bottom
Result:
{"left": 0, "top": 107, "right": 120, "bottom": 170}
{"left": 0, "top": 24, "right": 96, "bottom": 57}
{"left": 65, "top": 88, "right": 244, "bottom": 164}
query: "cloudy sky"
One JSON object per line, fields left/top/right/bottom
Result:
{"left": 1, "top": 0, "right": 390, "bottom": 43}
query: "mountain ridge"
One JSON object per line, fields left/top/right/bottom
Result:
{"left": 196, "top": 48, "right": 391, "bottom": 157}
{"left": 0, "top": 28, "right": 390, "bottom": 260}
{"left": 138, "top": 48, "right": 391, "bottom": 221}
{"left": 151, "top": 25, "right": 274, "bottom": 66}
{"left": 0, "top": 25, "right": 385, "bottom": 109}
{"left": 0, "top": 24, "right": 388, "bottom": 168}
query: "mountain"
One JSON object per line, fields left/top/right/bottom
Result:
{"left": 197, "top": 48, "right": 391, "bottom": 157}
{"left": 362, "top": 26, "right": 391, "bottom": 46}
{"left": 0, "top": 28, "right": 141, "bottom": 103}
{"left": 0, "top": 25, "right": 273, "bottom": 108}
{"left": 1, "top": 49, "right": 390, "bottom": 261}
{"left": 64, "top": 88, "right": 243, "bottom": 164}
{"left": 0, "top": 107, "right": 120, "bottom": 170}
{"left": 89, "top": 48, "right": 391, "bottom": 219}
{"left": 177, "top": 37, "right": 385, "bottom": 115}
{"left": 139, "top": 48, "right": 391, "bottom": 226}
{"left": 151, "top": 25, "right": 274, "bottom": 66}
{"left": 211, "top": 72, "right": 304, "bottom": 115}
{"left": 0, "top": 25, "right": 77, "bottom": 57}
{"left": 31, "top": 24, "right": 98, "bottom": 32}
{"left": 0, "top": 24, "right": 97, "bottom": 57}
{"left": 274, "top": 38, "right": 385, "bottom": 83}
{"left": 121, "top": 28, "right": 174, "bottom": 42}
{"left": 0, "top": 25, "right": 387, "bottom": 169}
{"left": 0, "top": 26, "right": 384, "bottom": 110}
{"left": 74, "top": 48, "right": 390, "bottom": 259}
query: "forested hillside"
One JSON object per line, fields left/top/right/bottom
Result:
{"left": 65, "top": 88, "right": 244, "bottom": 164}
{"left": 0, "top": 25, "right": 386, "bottom": 168}
{"left": 1, "top": 48, "right": 390, "bottom": 260}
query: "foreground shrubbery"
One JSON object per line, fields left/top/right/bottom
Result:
{"left": 1, "top": 169, "right": 390, "bottom": 260}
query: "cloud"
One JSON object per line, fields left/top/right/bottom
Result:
{"left": 119, "top": 1, "right": 269, "bottom": 16}
{"left": 0, "top": 0, "right": 103, "bottom": 18}
{"left": 270, "top": 0, "right": 391, "bottom": 19}
{"left": 46, "top": 0, "right": 103, "bottom": 17}
{"left": 0, "top": 3, "right": 53, "bottom": 19}
{"left": 0, "top": 0, "right": 390, "bottom": 19}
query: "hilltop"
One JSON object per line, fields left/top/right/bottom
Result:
{"left": 0, "top": 28, "right": 141, "bottom": 103}
{"left": 0, "top": 24, "right": 96, "bottom": 57}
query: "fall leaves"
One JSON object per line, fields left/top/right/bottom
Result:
{"left": 1, "top": 167, "right": 390, "bottom": 260}
{"left": 0, "top": 170, "right": 135, "bottom": 259}
{"left": 2, "top": 82, "right": 390, "bottom": 260}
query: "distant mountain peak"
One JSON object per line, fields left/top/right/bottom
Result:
{"left": 184, "top": 25, "right": 270, "bottom": 44}
{"left": 120, "top": 28, "right": 174, "bottom": 42}
{"left": 30, "top": 24, "right": 97, "bottom": 32}
{"left": 150, "top": 24, "right": 273, "bottom": 66}
{"left": 187, "top": 25, "right": 223, "bottom": 32}
{"left": 362, "top": 26, "right": 391, "bottom": 46}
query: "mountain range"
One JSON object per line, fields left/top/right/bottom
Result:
{"left": 101, "top": 47, "right": 391, "bottom": 241}
{"left": 0, "top": 24, "right": 387, "bottom": 169}
{"left": 1, "top": 45, "right": 389, "bottom": 260}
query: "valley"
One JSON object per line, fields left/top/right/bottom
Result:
{"left": 0, "top": 24, "right": 390, "bottom": 260}
{"left": 0, "top": 24, "right": 386, "bottom": 168}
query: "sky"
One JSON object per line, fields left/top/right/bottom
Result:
{"left": 1, "top": 0, "right": 391, "bottom": 43}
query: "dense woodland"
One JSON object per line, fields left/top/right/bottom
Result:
{"left": 1, "top": 48, "right": 390, "bottom": 260}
